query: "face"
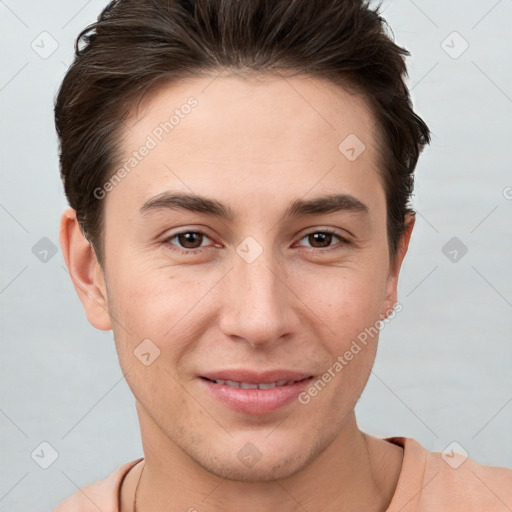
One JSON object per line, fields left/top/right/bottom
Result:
{"left": 88, "top": 73, "right": 408, "bottom": 481}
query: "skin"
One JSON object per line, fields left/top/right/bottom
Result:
{"left": 60, "top": 72, "right": 413, "bottom": 512}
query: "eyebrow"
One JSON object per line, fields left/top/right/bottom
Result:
{"left": 139, "top": 191, "right": 369, "bottom": 220}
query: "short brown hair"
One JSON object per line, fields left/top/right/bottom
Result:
{"left": 55, "top": 0, "right": 431, "bottom": 265}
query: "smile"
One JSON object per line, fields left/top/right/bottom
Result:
{"left": 202, "top": 377, "right": 309, "bottom": 389}
{"left": 200, "top": 374, "right": 314, "bottom": 414}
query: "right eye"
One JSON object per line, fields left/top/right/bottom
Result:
{"left": 163, "top": 230, "right": 216, "bottom": 254}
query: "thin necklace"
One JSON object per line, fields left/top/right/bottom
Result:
{"left": 133, "top": 464, "right": 143, "bottom": 512}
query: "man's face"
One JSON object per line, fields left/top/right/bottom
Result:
{"left": 98, "top": 73, "right": 403, "bottom": 481}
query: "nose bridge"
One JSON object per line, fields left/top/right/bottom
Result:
{"left": 219, "top": 240, "right": 291, "bottom": 346}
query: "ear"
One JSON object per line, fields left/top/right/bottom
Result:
{"left": 381, "top": 213, "right": 415, "bottom": 318}
{"left": 59, "top": 207, "right": 112, "bottom": 331}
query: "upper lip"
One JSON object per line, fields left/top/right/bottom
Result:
{"left": 200, "top": 369, "right": 314, "bottom": 384}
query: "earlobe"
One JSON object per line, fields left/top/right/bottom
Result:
{"left": 59, "top": 207, "right": 112, "bottom": 331}
{"left": 381, "top": 214, "right": 415, "bottom": 318}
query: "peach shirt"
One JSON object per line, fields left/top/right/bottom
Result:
{"left": 53, "top": 436, "right": 512, "bottom": 511}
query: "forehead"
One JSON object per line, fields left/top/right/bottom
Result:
{"left": 112, "top": 73, "right": 384, "bottom": 215}
{"left": 126, "top": 72, "right": 379, "bottom": 154}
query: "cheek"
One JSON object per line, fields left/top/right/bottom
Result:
{"left": 107, "top": 268, "right": 200, "bottom": 420}
{"left": 107, "top": 262, "right": 222, "bottom": 388}
{"left": 107, "top": 261, "right": 201, "bottom": 336}
{"left": 292, "top": 264, "right": 386, "bottom": 402}
{"left": 297, "top": 273, "right": 382, "bottom": 417}
{"left": 294, "top": 264, "right": 387, "bottom": 339}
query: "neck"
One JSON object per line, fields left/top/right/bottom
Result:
{"left": 129, "top": 406, "right": 403, "bottom": 512}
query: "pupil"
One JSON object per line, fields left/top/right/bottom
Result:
{"left": 179, "top": 232, "right": 202, "bottom": 248}
{"left": 310, "top": 233, "right": 332, "bottom": 247}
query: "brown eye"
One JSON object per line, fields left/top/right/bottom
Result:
{"left": 177, "top": 232, "right": 204, "bottom": 249}
{"left": 296, "top": 229, "right": 352, "bottom": 251}
{"left": 165, "top": 230, "right": 214, "bottom": 253}
{"left": 307, "top": 232, "right": 334, "bottom": 248}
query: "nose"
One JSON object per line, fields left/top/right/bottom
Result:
{"left": 218, "top": 244, "right": 297, "bottom": 349}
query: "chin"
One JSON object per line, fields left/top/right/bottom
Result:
{"left": 182, "top": 429, "right": 332, "bottom": 483}
{"left": 197, "top": 451, "right": 311, "bottom": 482}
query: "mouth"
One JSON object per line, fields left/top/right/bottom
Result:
{"left": 199, "top": 371, "right": 314, "bottom": 415}
{"left": 201, "top": 376, "right": 312, "bottom": 389}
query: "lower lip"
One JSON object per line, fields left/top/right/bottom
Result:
{"left": 200, "top": 378, "right": 313, "bottom": 415}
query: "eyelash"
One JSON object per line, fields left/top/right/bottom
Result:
{"left": 163, "top": 229, "right": 352, "bottom": 255}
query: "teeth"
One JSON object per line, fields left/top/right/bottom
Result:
{"left": 258, "top": 382, "right": 277, "bottom": 389}
{"left": 240, "top": 382, "right": 258, "bottom": 389}
{"left": 210, "top": 379, "right": 299, "bottom": 389}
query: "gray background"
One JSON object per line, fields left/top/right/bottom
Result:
{"left": 1, "top": 0, "right": 511, "bottom": 510}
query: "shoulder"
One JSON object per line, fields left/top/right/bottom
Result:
{"left": 53, "top": 458, "right": 144, "bottom": 512}
{"left": 384, "top": 436, "right": 512, "bottom": 512}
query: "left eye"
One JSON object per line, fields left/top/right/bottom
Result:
{"left": 297, "top": 230, "right": 346, "bottom": 249}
